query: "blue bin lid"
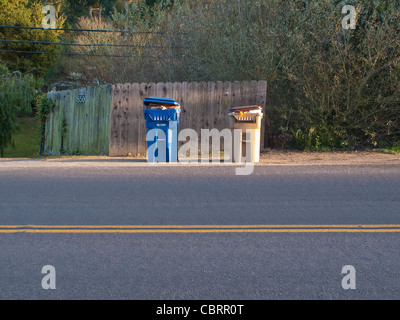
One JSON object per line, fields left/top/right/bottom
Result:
{"left": 144, "top": 97, "right": 180, "bottom": 107}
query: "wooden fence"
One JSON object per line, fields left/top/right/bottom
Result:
{"left": 45, "top": 81, "right": 267, "bottom": 156}
{"left": 45, "top": 85, "right": 112, "bottom": 155}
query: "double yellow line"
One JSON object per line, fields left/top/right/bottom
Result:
{"left": 1, "top": 225, "right": 400, "bottom": 233}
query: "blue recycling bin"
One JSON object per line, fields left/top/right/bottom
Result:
{"left": 143, "top": 97, "right": 181, "bottom": 163}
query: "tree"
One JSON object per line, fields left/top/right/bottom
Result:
{"left": 61, "top": 0, "right": 125, "bottom": 25}
{"left": 0, "top": 0, "right": 64, "bottom": 76}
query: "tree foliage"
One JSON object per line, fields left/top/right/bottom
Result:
{"left": 43, "top": 0, "right": 400, "bottom": 149}
{"left": 121, "top": 0, "right": 400, "bottom": 148}
{"left": 0, "top": 0, "right": 65, "bottom": 76}
{"left": 0, "top": 64, "right": 41, "bottom": 157}
{"left": 60, "top": 0, "right": 127, "bottom": 26}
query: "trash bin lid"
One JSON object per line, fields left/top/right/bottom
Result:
{"left": 230, "top": 105, "right": 263, "bottom": 113}
{"left": 144, "top": 97, "right": 180, "bottom": 108}
{"left": 229, "top": 105, "right": 263, "bottom": 121}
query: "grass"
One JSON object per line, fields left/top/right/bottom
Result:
{"left": 378, "top": 148, "right": 400, "bottom": 154}
{"left": 376, "top": 141, "right": 400, "bottom": 154}
{"left": 3, "top": 117, "right": 41, "bottom": 158}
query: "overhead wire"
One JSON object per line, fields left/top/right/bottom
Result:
{"left": 0, "top": 49, "right": 176, "bottom": 59}
{"left": 0, "top": 25, "right": 188, "bottom": 58}
{"left": 0, "top": 38, "right": 188, "bottom": 49}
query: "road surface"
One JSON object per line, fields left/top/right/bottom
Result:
{"left": 0, "top": 157, "right": 399, "bottom": 299}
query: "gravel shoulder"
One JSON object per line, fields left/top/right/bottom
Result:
{"left": 259, "top": 150, "right": 400, "bottom": 165}
{"left": 0, "top": 150, "right": 399, "bottom": 167}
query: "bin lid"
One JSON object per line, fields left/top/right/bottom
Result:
{"left": 144, "top": 97, "right": 180, "bottom": 108}
{"left": 229, "top": 105, "right": 263, "bottom": 121}
{"left": 230, "top": 105, "right": 263, "bottom": 113}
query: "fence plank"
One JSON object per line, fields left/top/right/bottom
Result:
{"left": 92, "top": 86, "right": 101, "bottom": 155}
{"left": 214, "top": 81, "right": 224, "bottom": 130}
{"left": 44, "top": 92, "right": 52, "bottom": 154}
{"left": 47, "top": 92, "right": 55, "bottom": 154}
{"left": 223, "top": 82, "right": 232, "bottom": 128}
{"left": 81, "top": 88, "right": 89, "bottom": 154}
{"left": 165, "top": 82, "right": 173, "bottom": 100}
{"left": 138, "top": 83, "right": 148, "bottom": 155}
{"left": 147, "top": 82, "right": 157, "bottom": 99}
{"left": 96, "top": 86, "right": 104, "bottom": 155}
{"left": 52, "top": 91, "right": 61, "bottom": 154}
{"left": 256, "top": 80, "right": 267, "bottom": 149}
{"left": 59, "top": 90, "right": 66, "bottom": 154}
{"left": 87, "top": 86, "right": 95, "bottom": 155}
{"left": 128, "top": 83, "right": 139, "bottom": 156}
{"left": 156, "top": 82, "right": 166, "bottom": 97}
{"left": 198, "top": 82, "right": 207, "bottom": 130}
{"left": 231, "top": 81, "right": 241, "bottom": 109}
{"left": 64, "top": 90, "right": 71, "bottom": 152}
{"left": 249, "top": 80, "right": 259, "bottom": 106}
{"left": 104, "top": 85, "right": 112, "bottom": 155}
{"left": 110, "top": 84, "right": 121, "bottom": 156}
{"left": 207, "top": 82, "right": 215, "bottom": 129}
{"left": 120, "top": 83, "right": 131, "bottom": 156}
{"left": 180, "top": 81, "right": 189, "bottom": 130}
{"left": 69, "top": 89, "right": 77, "bottom": 153}
{"left": 240, "top": 81, "right": 250, "bottom": 106}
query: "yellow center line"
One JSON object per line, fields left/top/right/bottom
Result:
{"left": 1, "top": 224, "right": 400, "bottom": 229}
{"left": 0, "top": 225, "right": 400, "bottom": 233}
{"left": 1, "top": 229, "right": 400, "bottom": 233}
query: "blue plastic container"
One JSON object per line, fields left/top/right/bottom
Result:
{"left": 144, "top": 97, "right": 180, "bottom": 108}
{"left": 143, "top": 99, "right": 181, "bottom": 163}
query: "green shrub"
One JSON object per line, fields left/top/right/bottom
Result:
{"left": 35, "top": 94, "right": 55, "bottom": 155}
{"left": 392, "top": 142, "right": 400, "bottom": 153}
{"left": 0, "top": 68, "right": 41, "bottom": 156}
{"left": 0, "top": 82, "right": 17, "bottom": 157}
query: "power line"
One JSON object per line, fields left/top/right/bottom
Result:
{"left": 0, "top": 38, "right": 138, "bottom": 47}
{"left": 0, "top": 38, "right": 189, "bottom": 49}
{"left": 0, "top": 25, "right": 163, "bottom": 34}
{"left": 0, "top": 49, "right": 138, "bottom": 58}
{"left": 0, "top": 48, "right": 176, "bottom": 60}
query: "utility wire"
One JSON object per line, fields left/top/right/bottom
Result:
{"left": 0, "top": 38, "right": 189, "bottom": 49}
{"left": 0, "top": 25, "right": 163, "bottom": 34}
{"left": 0, "top": 49, "right": 174, "bottom": 59}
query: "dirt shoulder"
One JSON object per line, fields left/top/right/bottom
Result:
{"left": 259, "top": 150, "right": 400, "bottom": 165}
{"left": 1, "top": 150, "right": 399, "bottom": 166}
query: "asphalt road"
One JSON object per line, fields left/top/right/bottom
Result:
{"left": 0, "top": 159, "right": 399, "bottom": 299}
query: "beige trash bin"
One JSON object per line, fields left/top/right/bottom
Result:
{"left": 229, "top": 105, "right": 263, "bottom": 163}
